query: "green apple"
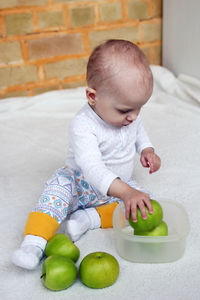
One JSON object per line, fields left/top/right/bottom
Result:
{"left": 45, "top": 233, "right": 80, "bottom": 263}
{"left": 41, "top": 255, "right": 77, "bottom": 291}
{"left": 79, "top": 252, "right": 119, "bottom": 289}
{"left": 134, "top": 221, "right": 168, "bottom": 236}
{"left": 129, "top": 199, "right": 163, "bottom": 232}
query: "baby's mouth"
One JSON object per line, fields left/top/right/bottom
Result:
{"left": 123, "top": 121, "right": 133, "bottom": 126}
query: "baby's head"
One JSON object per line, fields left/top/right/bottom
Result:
{"left": 86, "top": 39, "right": 153, "bottom": 127}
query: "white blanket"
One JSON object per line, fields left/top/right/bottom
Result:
{"left": 0, "top": 66, "right": 200, "bottom": 300}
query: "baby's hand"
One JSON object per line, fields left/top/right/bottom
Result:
{"left": 107, "top": 178, "right": 153, "bottom": 222}
{"left": 140, "top": 147, "right": 161, "bottom": 174}
{"left": 123, "top": 188, "right": 153, "bottom": 221}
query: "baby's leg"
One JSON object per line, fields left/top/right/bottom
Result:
{"left": 11, "top": 167, "right": 77, "bottom": 270}
{"left": 65, "top": 170, "right": 101, "bottom": 241}
{"left": 66, "top": 202, "right": 119, "bottom": 241}
{"left": 65, "top": 170, "right": 119, "bottom": 241}
{"left": 65, "top": 207, "right": 101, "bottom": 242}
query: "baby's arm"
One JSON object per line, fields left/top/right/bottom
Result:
{"left": 69, "top": 116, "right": 118, "bottom": 196}
{"left": 107, "top": 178, "right": 153, "bottom": 222}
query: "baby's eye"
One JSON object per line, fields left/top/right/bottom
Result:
{"left": 117, "top": 109, "right": 132, "bottom": 114}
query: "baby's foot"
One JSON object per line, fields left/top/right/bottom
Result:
{"left": 65, "top": 208, "right": 101, "bottom": 242}
{"left": 11, "top": 235, "right": 47, "bottom": 270}
{"left": 11, "top": 245, "right": 44, "bottom": 270}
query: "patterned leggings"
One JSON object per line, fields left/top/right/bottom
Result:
{"left": 33, "top": 166, "right": 152, "bottom": 224}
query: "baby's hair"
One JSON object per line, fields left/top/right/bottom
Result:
{"left": 87, "top": 39, "right": 153, "bottom": 92}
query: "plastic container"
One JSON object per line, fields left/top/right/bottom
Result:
{"left": 113, "top": 199, "right": 190, "bottom": 263}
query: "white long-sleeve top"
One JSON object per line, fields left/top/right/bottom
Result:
{"left": 65, "top": 103, "right": 153, "bottom": 196}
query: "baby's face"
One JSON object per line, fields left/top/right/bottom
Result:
{"left": 90, "top": 68, "right": 152, "bottom": 127}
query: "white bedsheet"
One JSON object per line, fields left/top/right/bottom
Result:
{"left": 0, "top": 66, "right": 200, "bottom": 300}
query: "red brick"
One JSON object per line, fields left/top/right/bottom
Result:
{"left": 27, "top": 34, "right": 84, "bottom": 60}
{"left": 45, "top": 58, "right": 87, "bottom": 80}
{"left": 0, "top": 0, "right": 47, "bottom": 9}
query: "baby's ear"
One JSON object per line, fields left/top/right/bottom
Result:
{"left": 86, "top": 87, "right": 96, "bottom": 106}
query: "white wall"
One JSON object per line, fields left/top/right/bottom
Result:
{"left": 163, "top": 0, "right": 200, "bottom": 79}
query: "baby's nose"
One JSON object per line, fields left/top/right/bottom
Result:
{"left": 126, "top": 113, "right": 137, "bottom": 122}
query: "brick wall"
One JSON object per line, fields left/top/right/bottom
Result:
{"left": 0, "top": 0, "right": 162, "bottom": 99}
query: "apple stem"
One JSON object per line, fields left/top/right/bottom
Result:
{"left": 40, "top": 273, "right": 46, "bottom": 279}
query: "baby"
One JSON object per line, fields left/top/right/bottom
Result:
{"left": 12, "top": 39, "right": 161, "bottom": 270}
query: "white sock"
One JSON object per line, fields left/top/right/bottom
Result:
{"left": 11, "top": 235, "right": 47, "bottom": 270}
{"left": 65, "top": 208, "right": 101, "bottom": 242}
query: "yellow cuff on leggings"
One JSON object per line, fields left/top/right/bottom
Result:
{"left": 96, "top": 202, "right": 119, "bottom": 228}
{"left": 24, "top": 212, "right": 59, "bottom": 241}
